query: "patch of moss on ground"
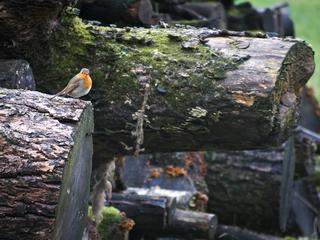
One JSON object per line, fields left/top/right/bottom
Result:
{"left": 88, "top": 206, "right": 122, "bottom": 240}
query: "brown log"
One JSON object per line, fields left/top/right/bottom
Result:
{"left": 79, "top": 0, "right": 158, "bottom": 26}
{"left": 121, "top": 187, "right": 195, "bottom": 210}
{"left": 110, "top": 192, "right": 217, "bottom": 239}
{"left": 0, "top": 59, "right": 35, "bottom": 90}
{"left": 0, "top": 88, "right": 94, "bottom": 240}
{"left": 110, "top": 192, "right": 174, "bottom": 231}
{"left": 166, "top": 209, "right": 217, "bottom": 240}
{"left": 217, "top": 225, "right": 280, "bottom": 240}
{"left": 205, "top": 133, "right": 317, "bottom": 234}
{"left": 0, "top": 1, "right": 315, "bottom": 157}
{"left": 172, "top": 2, "right": 227, "bottom": 29}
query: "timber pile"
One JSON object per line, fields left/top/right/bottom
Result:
{"left": 0, "top": 0, "right": 317, "bottom": 239}
{"left": 0, "top": 88, "right": 94, "bottom": 240}
{"left": 0, "top": 0, "right": 315, "bottom": 160}
{"left": 205, "top": 132, "right": 319, "bottom": 234}
{"left": 110, "top": 193, "right": 217, "bottom": 239}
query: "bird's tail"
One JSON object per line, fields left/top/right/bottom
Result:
{"left": 50, "top": 91, "right": 63, "bottom": 100}
{"left": 50, "top": 95, "right": 57, "bottom": 100}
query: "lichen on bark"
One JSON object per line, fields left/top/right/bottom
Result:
{"left": 41, "top": 7, "right": 247, "bottom": 113}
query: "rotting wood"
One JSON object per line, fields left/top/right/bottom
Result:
{"left": 0, "top": 88, "right": 94, "bottom": 240}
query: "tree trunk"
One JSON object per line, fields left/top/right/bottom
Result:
{"left": 0, "top": 88, "right": 94, "bottom": 240}
{"left": 0, "top": 2, "right": 315, "bottom": 160}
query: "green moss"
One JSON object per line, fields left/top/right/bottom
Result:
{"left": 88, "top": 206, "right": 122, "bottom": 240}
{"left": 43, "top": 8, "right": 247, "bottom": 116}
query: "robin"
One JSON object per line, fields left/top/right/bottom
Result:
{"left": 51, "top": 68, "right": 92, "bottom": 99}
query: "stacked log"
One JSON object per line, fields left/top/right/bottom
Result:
{"left": 205, "top": 133, "right": 319, "bottom": 234}
{"left": 0, "top": 59, "right": 35, "bottom": 90}
{"left": 0, "top": 88, "right": 94, "bottom": 240}
{"left": 79, "top": 0, "right": 158, "bottom": 26}
{"left": 110, "top": 192, "right": 217, "bottom": 239}
{"left": 0, "top": 1, "right": 315, "bottom": 160}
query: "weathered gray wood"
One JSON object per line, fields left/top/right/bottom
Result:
{"left": 0, "top": 59, "right": 35, "bottom": 90}
{"left": 111, "top": 192, "right": 173, "bottom": 230}
{"left": 167, "top": 209, "right": 217, "bottom": 240}
{"left": 205, "top": 133, "right": 317, "bottom": 233}
{"left": 110, "top": 192, "right": 216, "bottom": 239}
{"left": 0, "top": 88, "right": 94, "bottom": 240}
{"left": 217, "top": 225, "right": 280, "bottom": 240}
{"left": 122, "top": 187, "right": 194, "bottom": 209}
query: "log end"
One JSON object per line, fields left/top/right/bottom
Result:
{"left": 273, "top": 40, "right": 315, "bottom": 143}
{"left": 0, "top": 88, "right": 94, "bottom": 239}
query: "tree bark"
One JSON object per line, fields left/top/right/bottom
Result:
{"left": 205, "top": 134, "right": 317, "bottom": 234}
{"left": 0, "top": 88, "right": 94, "bottom": 240}
{"left": 0, "top": 0, "right": 73, "bottom": 58}
{"left": 0, "top": 59, "right": 35, "bottom": 90}
{"left": 0, "top": 2, "right": 315, "bottom": 159}
{"left": 79, "top": 0, "right": 158, "bottom": 26}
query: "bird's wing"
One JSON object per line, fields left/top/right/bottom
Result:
{"left": 56, "top": 75, "right": 83, "bottom": 96}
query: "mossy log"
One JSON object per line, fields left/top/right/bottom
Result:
{"left": 0, "top": 88, "right": 94, "bottom": 240}
{"left": 0, "top": 2, "right": 315, "bottom": 160}
{"left": 0, "top": 59, "right": 35, "bottom": 90}
{"left": 46, "top": 16, "right": 315, "bottom": 160}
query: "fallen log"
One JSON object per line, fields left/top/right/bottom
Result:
{"left": 0, "top": 59, "right": 35, "bottom": 90}
{"left": 205, "top": 133, "right": 318, "bottom": 234}
{"left": 0, "top": 3, "right": 315, "bottom": 159}
{"left": 217, "top": 224, "right": 280, "bottom": 240}
{"left": 166, "top": 209, "right": 217, "bottom": 240}
{"left": 110, "top": 192, "right": 217, "bottom": 239}
{"left": 111, "top": 193, "right": 174, "bottom": 230}
{"left": 121, "top": 187, "right": 195, "bottom": 210}
{"left": 0, "top": 88, "right": 94, "bottom": 240}
{"left": 48, "top": 16, "right": 315, "bottom": 159}
{"left": 79, "top": 0, "right": 158, "bottom": 26}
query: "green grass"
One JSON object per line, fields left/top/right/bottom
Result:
{"left": 237, "top": 0, "right": 320, "bottom": 99}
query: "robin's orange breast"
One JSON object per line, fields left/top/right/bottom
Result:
{"left": 80, "top": 73, "right": 92, "bottom": 89}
